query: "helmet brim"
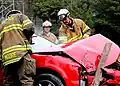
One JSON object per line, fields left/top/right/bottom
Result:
{"left": 6, "top": 10, "right": 21, "bottom": 18}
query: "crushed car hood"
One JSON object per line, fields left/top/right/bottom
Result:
{"left": 63, "top": 34, "right": 120, "bottom": 71}
{"left": 31, "top": 34, "right": 120, "bottom": 72}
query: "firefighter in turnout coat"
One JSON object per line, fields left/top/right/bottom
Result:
{"left": 0, "top": 10, "right": 36, "bottom": 86}
{"left": 58, "top": 9, "right": 91, "bottom": 43}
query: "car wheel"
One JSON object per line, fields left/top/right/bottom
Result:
{"left": 35, "top": 73, "right": 64, "bottom": 86}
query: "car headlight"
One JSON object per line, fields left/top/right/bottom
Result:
{"left": 117, "top": 54, "right": 120, "bottom": 62}
{"left": 118, "top": 57, "right": 120, "bottom": 62}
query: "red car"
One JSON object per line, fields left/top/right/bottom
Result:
{"left": 0, "top": 34, "right": 120, "bottom": 86}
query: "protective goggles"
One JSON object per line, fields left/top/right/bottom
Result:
{"left": 59, "top": 14, "right": 67, "bottom": 21}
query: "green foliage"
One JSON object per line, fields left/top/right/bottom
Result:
{"left": 32, "top": 0, "right": 95, "bottom": 33}
{"left": 32, "top": 0, "right": 120, "bottom": 30}
{"left": 92, "top": 0, "right": 120, "bottom": 46}
{"left": 67, "top": 0, "right": 94, "bottom": 27}
{"left": 32, "top": 0, "right": 120, "bottom": 45}
{"left": 33, "top": 0, "right": 64, "bottom": 20}
{"left": 32, "top": 0, "right": 94, "bottom": 25}
{"left": 93, "top": 0, "right": 120, "bottom": 30}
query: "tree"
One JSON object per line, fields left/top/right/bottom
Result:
{"left": 67, "top": 0, "right": 94, "bottom": 27}
{"left": 92, "top": 0, "right": 120, "bottom": 46}
{"left": 33, "top": 0, "right": 64, "bottom": 21}
{"left": 32, "top": 0, "right": 94, "bottom": 27}
{"left": 93, "top": 0, "right": 120, "bottom": 30}
{"left": 32, "top": 0, "right": 95, "bottom": 34}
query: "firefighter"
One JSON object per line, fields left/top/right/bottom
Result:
{"left": 58, "top": 9, "right": 91, "bottom": 43}
{"left": 0, "top": 10, "right": 36, "bottom": 86}
{"left": 40, "top": 20, "right": 58, "bottom": 44}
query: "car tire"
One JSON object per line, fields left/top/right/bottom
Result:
{"left": 35, "top": 73, "right": 64, "bottom": 86}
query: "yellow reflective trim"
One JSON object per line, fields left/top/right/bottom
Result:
{"left": 3, "top": 52, "right": 17, "bottom": 62}
{"left": 23, "top": 19, "right": 31, "bottom": 24}
{"left": 23, "top": 21, "right": 32, "bottom": 27}
{"left": 67, "top": 35, "right": 78, "bottom": 42}
{"left": 0, "top": 24, "right": 23, "bottom": 40}
{"left": 59, "top": 36, "right": 67, "bottom": 42}
{"left": 3, "top": 45, "right": 31, "bottom": 53}
{"left": 3, "top": 47, "right": 31, "bottom": 56}
{"left": 1, "top": 27, "right": 22, "bottom": 34}
{"left": 7, "top": 16, "right": 14, "bottom": 21}
{"left": 78, "top": 32, "right": 83, "bottom": 39}
{"left": 0, "top": 27, "right": 23, "bottom": 40}
{"left": 4, "top": 24, "right": 22, "bottom": 30}
{"left": 23, "top": 19, "right": 32, "bottom": 27}
{"left": 3, "top": 57, "right": 22, "bottom": 66}
{"left": 67, "top": 32, "right": 83, "bottom": 42}
{"left": 83, "top": 25, "right": 90, "bottom": 33}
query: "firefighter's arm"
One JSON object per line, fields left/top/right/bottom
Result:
{"left": 22, "top": 14, "right": 35, "bottom": 31}
{"left": 21, "top": 14, "right": 35, "bottom": 42}
{"left": 81, "top": 20, "right": 91, "bottom": 38}
{"left": 52, "top": 34, "right": 59, "bottom": 44}
{"left": 83, "top": 29, "right": 91, "bottom": 38}
{"left": 58, "top": 25, "right": 67, "bottom": 44}
{"left": 67, "top": 35, "right": 82, "bottom": 43}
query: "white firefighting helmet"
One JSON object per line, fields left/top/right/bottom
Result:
{"left": 42, "top": 20, "right": 52, "bottom": 27}
{"left": 57, "top": 9, "right": 70, "bottom": 20}
{"left": 6, "top": 10, "right": 22, "bottom": 18}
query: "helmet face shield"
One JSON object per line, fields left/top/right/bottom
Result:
{"left": 59, "top": 14, "right": 67, "bottom": 21}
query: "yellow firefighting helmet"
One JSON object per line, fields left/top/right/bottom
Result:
{"left": 6, "top": 10, "right": 22, "bottom": 18}
{"left": 57, "top": 9, "right": 70, "bottom": 21}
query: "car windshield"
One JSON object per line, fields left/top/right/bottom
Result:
{"left": 31, "top": 34, "right": 61, "bottom": 52}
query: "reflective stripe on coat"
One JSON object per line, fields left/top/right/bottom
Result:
{"left": 59, "top": 18, "right": 90, "bottom": 43}
{"left": 0, "top": 13, "right": 34, "bottom": 66}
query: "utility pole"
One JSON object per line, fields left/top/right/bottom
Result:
{"left": 13, "top": 0, "right": 15, "bottom": 10}
{"left": 22, "top": 0, "right": 24, "bottom": 13}
{"left": 2, "top": 0, "right": 3, "bottom": 18}
{"left": 91, "top": 43, "right": 112, "bottom": 86}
